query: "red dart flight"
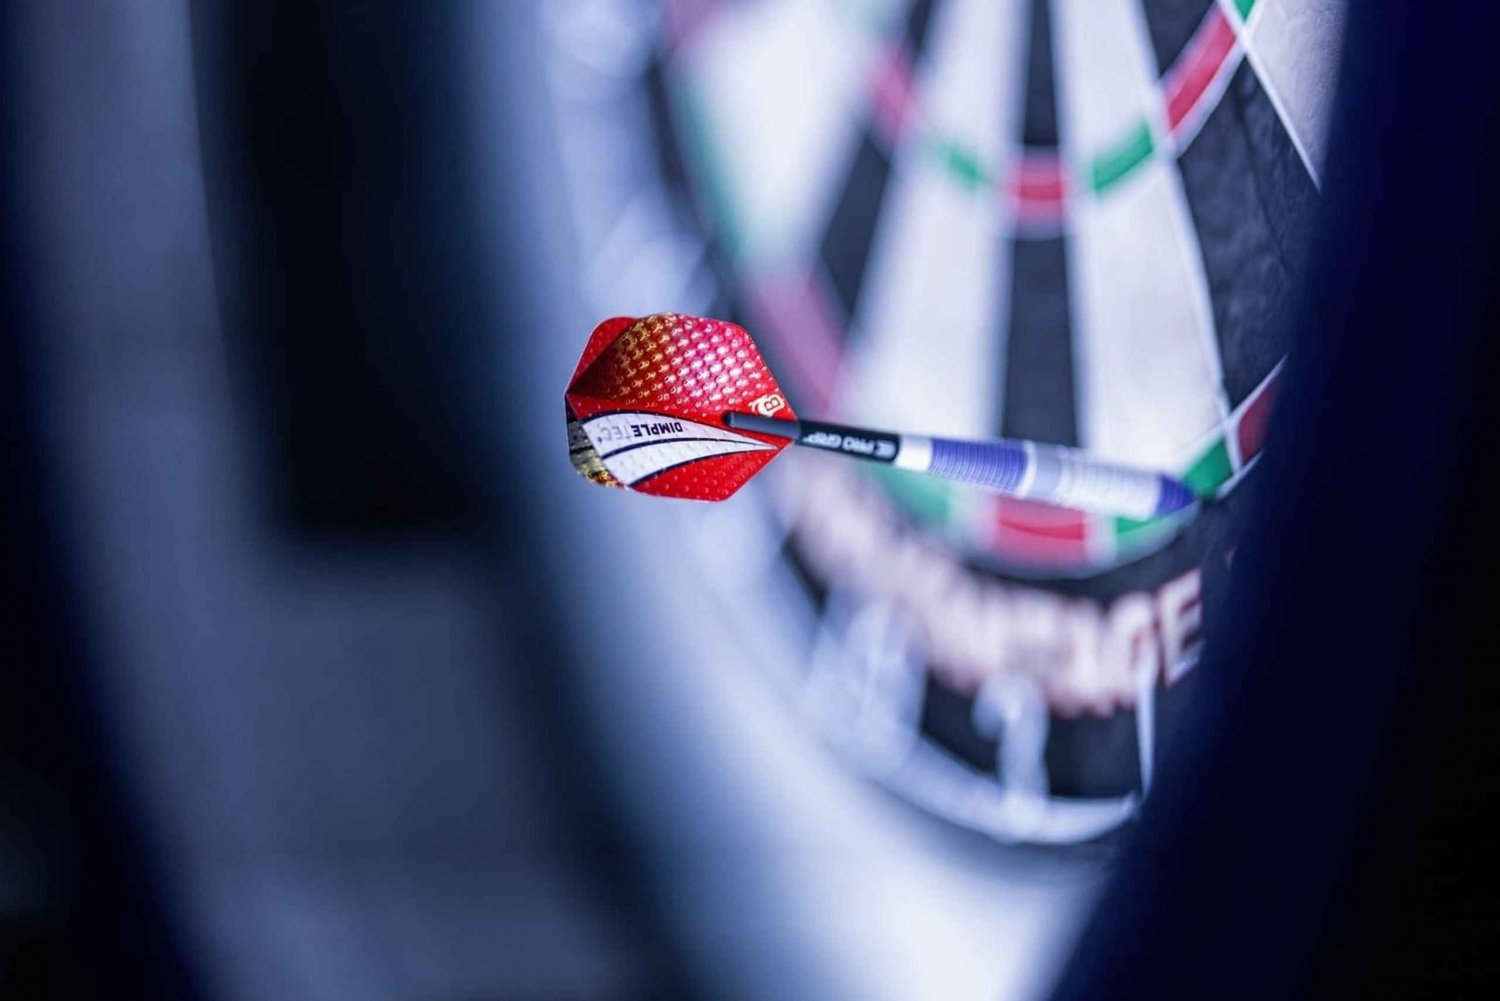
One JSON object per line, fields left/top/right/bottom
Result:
{"left": 565, "top": 313, "right": 796, "bottom": 501}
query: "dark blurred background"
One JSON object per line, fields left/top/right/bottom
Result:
{"left": 1, "top": 3, "right": 680, "bottom": 998}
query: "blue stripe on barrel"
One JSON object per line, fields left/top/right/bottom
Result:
{"left": 926, "top": 438, "right": 1029, "bottom": 493}
{"left": 1153, "top": 475, "right": 1198, "bottom": 516}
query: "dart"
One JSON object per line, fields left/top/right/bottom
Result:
{"left": 565, "top": 313, "right": 1196, "bottom": 520}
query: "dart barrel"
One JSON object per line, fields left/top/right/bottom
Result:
{"left": 727, "top": 412, "right": 1195, "bottom": 520}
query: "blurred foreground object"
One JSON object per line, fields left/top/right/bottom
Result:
{"left": 1054, "top": 0, "right": 1500, "bottom": 995}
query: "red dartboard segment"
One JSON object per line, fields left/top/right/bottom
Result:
{"left": 1011, "top": 154, "right": 1067, "bottom": 203}
{"left": 1164, "top": 6, "right": 1238, "bottom": 135}
{"left": 565, "top": 313, "right": 796, "bottom": 502}
{"left": 1006, "top": 150, "right": 1069, "bottom": 229}
{"left": 991, "top": 499, "right": 1093, "bottom": 565}
{"left": 871, "top": 43, "right": 918, "bottom": 147}
{"left": 1235, "top": 368, "right": 1278, "bottom": 461}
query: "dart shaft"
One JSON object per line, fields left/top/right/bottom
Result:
{"left": 726, "top": 412, "right": 1195, "bottom": 519}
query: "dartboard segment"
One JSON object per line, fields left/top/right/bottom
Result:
{"left": 1137, "top": 2, "right": 1317, "bottom": 410}
{"left": 1053, "top": 0, "right": 1228, "bottom": 474}
{"left": 831, "top": 0, "right": 1029, "bottom": 552}
{"left": 1158, "top": 3, "right": 1241, "bottom": 150}
{"left": 672, "top": 0, "right": 905, "bottom": 265}
{"left": 1226, "top": 0, "right": 1345, "bottom": 178}
{"left": 1172, "top": 63, "right": 1312, "bottom": 408}
{"left": 986, "top": 0, "right": 1090, "bottom": 567}
{"left": 1006, "top": 150, "right": 1069, "bottom": 236}
{"left": 843, "top": 0, "right": 1026, "bottom": 440}
{"left": 1139, "top": 0, "right": 1216, "bottom": 74}
{"left": 818, "top": 0, "right": 942, "bottom": 323}
{"left": 1001, "top": 0, "right": 1077, "bottom": 448}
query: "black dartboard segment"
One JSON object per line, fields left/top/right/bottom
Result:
{"left": 1001, "top": 0, "right": 1076, "bottom": 446}
{"left": 1180, "top": 63, "right": 1318, "bottom": 405}
{"left": 819, "top": 0, "right": 942, "bottom": 326}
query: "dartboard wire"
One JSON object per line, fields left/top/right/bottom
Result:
{"left": 1146, "top": 0, "right": 1314, "bottom": 432}
{"left": 1086, "top": 0, "right": 1236, "bottom": 774}
{"left": 1215, "top": 0, "right": 1326, "bottom": 188}
{"left": 1119, "top": 0, "right": 1329, "bottom": 487}
{"left": 1094, "top": 0, "right": 1236, "bottom": 771}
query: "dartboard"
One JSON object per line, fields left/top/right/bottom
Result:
{"left": 545, "top": 0, "right": 1343, "bottom": 842}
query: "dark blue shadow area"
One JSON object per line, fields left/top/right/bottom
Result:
{"left": 1053, "top": 3, "right": 1500, "bottom": 996}
{"left": 1, "top": 4, "right": 690, "bottom": 999}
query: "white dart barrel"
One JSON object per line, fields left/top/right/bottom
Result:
{"left": 916, "top": 435, "right": 1194, "bottom": 519}
{"left": 726, "top": 413, "right": 1195, "bottom": 519}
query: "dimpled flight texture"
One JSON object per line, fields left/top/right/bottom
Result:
{"left": 564, "top": 313, "right": 796, "bottom": 501}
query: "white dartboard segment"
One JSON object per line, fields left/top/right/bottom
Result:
{"left": 677, "top": 0, "right": 907, "bottom": 265}
{"left": 842, "top": 0, "right": 1030, "bottom": 439}
{"left": 1233, "top": 0, "right": 1347, "bottom": 180}
{"left": 1053, "top": 0, "right": 1229, "bottom": 470}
